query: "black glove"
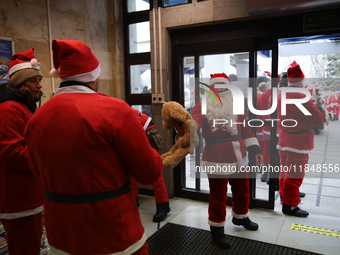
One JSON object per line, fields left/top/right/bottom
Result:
{"left": 247, "top": 145, "right": 262, "bottom": 167}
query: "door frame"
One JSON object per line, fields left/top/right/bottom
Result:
{"left": 170, "top": 7, "right": 340, "bottom": 210}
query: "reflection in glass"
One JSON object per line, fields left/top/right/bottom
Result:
{"left": 130, "top": 64, "right": 151, "bottom": 94}
{"left": 131, "top": 104, "right": 152, "bottom": 118}
{"left": 163, "top": 0, "right": 189, "bottom": 7}
{"left": 129, "top": 22, "right": 150, "bottom": 54}
{"left": 127, "top": 0, "right": 150, "bottom": 12}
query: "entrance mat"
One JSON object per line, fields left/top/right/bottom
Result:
{"left": 147, "top": 223, "right": 320, "bottom": 255}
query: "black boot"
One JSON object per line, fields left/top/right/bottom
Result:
{"left": 261, "top": 172, "right": 268, "bottom": 182}
{"left": 232, "top": 217, "right": 258, "bottom": 230}
{"left": 300, "top": 192, "right": 306, "bottom": 198}
{"left": 210, "top": 226, "right": 230, "bottom": 249}
{"left": 329, "top": 113, "right": 333, "bottom": 121}
{"left": 153, "top": 201, "right": 170, "bottom": 222}
{"left": 282, "top": 204, "right": 309, "bottom": 217}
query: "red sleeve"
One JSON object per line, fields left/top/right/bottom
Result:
{"left": 110, "top": 105, "right": 163, "bottom": 185}
{"left": 0, "top": 103, "right": 31, "bottom": 170}
{"left": 191, "top": 101, "right": 204, "bottom": 129}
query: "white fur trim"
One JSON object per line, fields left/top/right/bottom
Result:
{"left": 208, "top": 219, "right": 225, "bottom": 227}
{"left": 61, "top": 64, "right": 101, "bottom": 83}
{"left": 54, "top": 85, "right": 95, "bottom": 96}
{"left": 0, "top": 205, "right": 44, "bottom": 220}
{"left": 50, "top": 233, "right": 147, "bottom": 255}
{"left": 8, "top": 62, "right": 41, "bottom": 75}
{"left": 143, "top": 117, "right": 152, "bottom": 131}
{"left": 232, "top": 210, "right": 249, "bottom": 219}
{"left": 276, "top": 145, "right": 311, "bottom": 154}
{"left": 209, "top": 77, "right": 231, "bottom": 86}
{"left": 50, "top": 68, "right": 60, "bottom": 78}
{"left": 201, "top": 156, "right": 248, "bottom": 175}
{"left": 244, "top": 137, "right": 259, "bottom": 147}
{"left": 288, "top": 80, "right": 304, "bottom": 87}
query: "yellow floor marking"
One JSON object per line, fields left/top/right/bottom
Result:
{"left": 291, "top": 224, "right": 340, "bottom": 238}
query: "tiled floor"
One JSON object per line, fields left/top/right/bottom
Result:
{"left": 139, "top": 120, "right": 340, "bottom": 255}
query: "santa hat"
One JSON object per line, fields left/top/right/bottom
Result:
{"left": 132, "top": 108, "right": 153, "bottom": 131}
{"left": 287, "top": 61, "right": 305, "bottom": 87}
{"left": 8, "top": 48, "right": 42, "bottom": 87}
{"left": 209, "top": 73, "right": 231, "bottom": 86}
{"left": 50, "top": 39, "right": 101, "bottom": 83}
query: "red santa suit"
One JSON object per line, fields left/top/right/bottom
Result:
{"left": 192, "top": 79, "right": 260, "bottom": 227}
{"left": 335, "top": 93, "right": 340, "bottom": 119}
{"left": 131, "top": 109, "right": 169, "bottom": 204}
{"left": 0, "top": 50, "right": 44, "bottom": 255}
{"left": 328, "top": 92, "right": 336, "bottom": 119}
{"left": 259, "top": 88, "right": 272, "bottom": 165}
{"left": 277, "top": 62, "right": 324, "bottom": 207}
{"left": 24, "top": 39, "right": 163, "bottom": 255}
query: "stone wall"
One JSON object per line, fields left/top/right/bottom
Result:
{"left": 0, "top": 0, "right": 124, "bottom": 104}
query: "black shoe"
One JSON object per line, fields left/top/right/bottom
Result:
{"left": 232, "top": 217, "right": 258, "bottom": 231}
{"left": 282, "top": 204, "right": 309, "bottom": 217}
{"left": 300, "top": 192, "right": 306, "bottom": 198}
{"left": 210, "top": 226, "right": 230, "bottom": 249}
{"left": 261, "top": 173, "right": 268, "bottom": 182}
{"left": 153, "top": 201, "right": 170, "bottom": 222}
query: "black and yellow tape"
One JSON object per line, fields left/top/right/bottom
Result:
{"left": 291, "top": 224, "right": 340, "bottom": 238}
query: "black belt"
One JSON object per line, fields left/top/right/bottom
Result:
{"left": 282, "top": 127, "right": 313, "bottom": 135}
{"left": 44, "top": 181, "right": 131, "bottom": 204}
{"left": 205, "top": 133, "right": 243, "bottom": 145}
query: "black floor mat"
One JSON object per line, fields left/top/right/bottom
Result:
{"left": 147, "top": 223, "right": 321, "bottom": 255}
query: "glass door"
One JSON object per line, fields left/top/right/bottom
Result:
{"left": 173, "top": 39, "right": 278, "bottom": 209}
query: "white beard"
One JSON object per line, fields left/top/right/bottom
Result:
{"left": 206, "top": 90, "right": 237, "bottom": 133}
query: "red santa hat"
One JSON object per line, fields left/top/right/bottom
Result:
{"left": 132, "top": 108, "right": 154, "bottom": 131}
{"left": 8, "top": 48, "right": 42, "bottom": 87}
{"left": 287, "top": 60, "right": 305, "bottom": 87}
{"left": 209, "top": 73, "right": 231, "bottom": 86}
{"left": 50, "top": 39, "right": 101, "bottom": 83}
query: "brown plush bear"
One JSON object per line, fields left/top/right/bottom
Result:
{"left": 161, "top": 101, "right": 199, "bottom": 169}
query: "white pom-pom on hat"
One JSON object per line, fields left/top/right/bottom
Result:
{"left": 31, "top": 58, "right": 38, "bottom": 66}
{"left": 50, "top": 68, "right": 60, "bottom": 78}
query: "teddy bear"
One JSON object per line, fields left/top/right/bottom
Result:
{"left": 161, "top": 101, "right": 199, "bottom": 169}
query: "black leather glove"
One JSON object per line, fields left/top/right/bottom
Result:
{"left": 247, "top": 145, "right": 262, "bottom": 167}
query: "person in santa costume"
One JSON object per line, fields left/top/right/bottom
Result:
{"left": 131, "top": 108, "right": 170, "bottom": 222}
{"left": 277, "top": 61, "right": 324, "bottom": 217}
{"left": 328, "top": 90, "right": 337, "bottom": 121}
{"left": 192, "top": 73, "right": 263, "bottom": 249}
{"left": 24, "top": 39, "right": 163, "bottom": 255}
{"left": 0, "top": 48, "right": 44, "bottom": 255}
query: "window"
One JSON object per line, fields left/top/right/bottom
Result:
{"left": 129, "top": 21, "right": 151, "bottom": 54}
{"left": 162, "top": 0, "right": 191, "bottom": 7}
{"left": 127, "top": 0, "right": 150, "bottom": 13}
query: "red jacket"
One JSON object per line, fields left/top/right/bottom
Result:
{"left": 24, "top": 85, "right": 163, "bottom": 255}
{"left": 192, "top": 101, "right": 258, "bottom": 174}
{"left": 0, "top": 100, "right": 43, "bottom": 219}
{"left": 277, "top": 91, "right": 324, "bottom": 153}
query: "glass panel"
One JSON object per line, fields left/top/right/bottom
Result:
{"left": 131, "top": 104, "right": 152, "bottom": 118}
{"left": 278, "top": 34, "right": 340, "bottom": 211}
{"left": 130, "top": 64, "right": 151, "bottom": 94}
{"left": 184, "top": 56, "right": 195, "bottom": 189}
{"left": 127, "top": 0, "right": 150, "bottom": 13}
{"left": 185, "top": 53, "right": 250, "bottom": 192}
{"left": 163, "top": 0, "right": 189, "bottom": 7}
{"left": 255, "top": 50, "right": 273, "bottom": 201}
{"left": 129, "top": 21, "right": 150, "bottom": 54}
